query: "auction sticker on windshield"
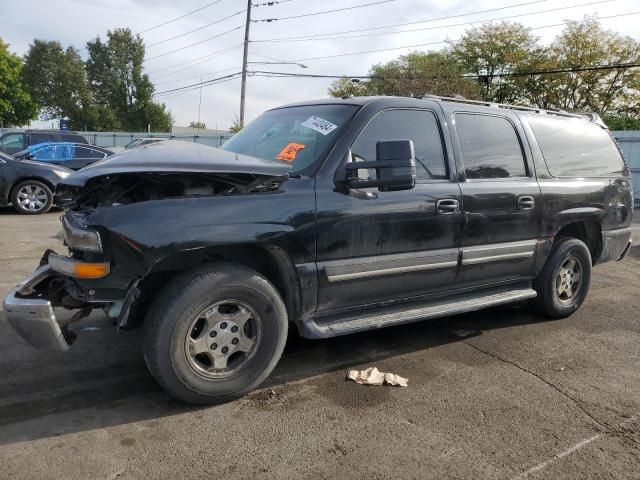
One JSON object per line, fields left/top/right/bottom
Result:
{"left": 276, "top": 143, "right": 306, "bottom": 162}
{"left": 302, "top": 116, "right": 338, "bottom": 135}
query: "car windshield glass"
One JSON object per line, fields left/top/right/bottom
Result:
{"left": 221, "top": 104, "right": 359, "bottom": 172}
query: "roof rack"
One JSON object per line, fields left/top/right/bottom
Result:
{"left": 419, "top": 94, "right": 591, "bottom": 121}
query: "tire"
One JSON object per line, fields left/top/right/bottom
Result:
{"left": 530, "top": 237, "right": 592, "bottom": 319}
{"left": 11, "top": 180, "right": 53, "bottom": 215}
{"left": 143, "top": 262, "right": 288, "bottom": 405}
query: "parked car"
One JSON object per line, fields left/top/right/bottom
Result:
{"left": 0, "top": 130, "right": 89, "bottom": 155}
{"left": 13, "top": 142, "right": 114, "bottom": 170}
{"left": 3, "top": 96, "right": 633, "bottom": 404}
{"left": 0, "top": 151, "right": 72, "bottom": 214}
{"left": 124, "top": 138, "right": 168, "bottom": 149}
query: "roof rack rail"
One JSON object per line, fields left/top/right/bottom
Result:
{"left": 418, "top": 94, "right": 589, "bottom": 120}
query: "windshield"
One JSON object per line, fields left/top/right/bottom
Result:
{"left": 221, "top": 104, "right": 358, "bottom": 172}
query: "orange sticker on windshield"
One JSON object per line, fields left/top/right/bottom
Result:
{"left": 276, "top": 143, "right": 305, "bottom": 162}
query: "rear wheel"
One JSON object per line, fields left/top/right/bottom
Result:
{"left": 143, "top": 263, "right": 288, "bottom": 404}
{"left": 530, "top": 237, "right": 592, "bottom": 318}
{"left": 11, "top": 180, "right": 53, "bottom": 215}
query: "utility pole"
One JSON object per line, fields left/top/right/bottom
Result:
{"left": 197, "top": 76, "right": 203, "bottom": 135}
{"left": 239, "top": 0, "right": 252, "bottom": 129}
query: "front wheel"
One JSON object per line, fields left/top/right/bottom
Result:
{"left": 530, "top": 237, "right": 592, "bottom": 318}
{"left": 11, "top": 180, "right": 53, "bottom": 215}
{"left": 143, "top": 263, "right": 288, "bottom": 404}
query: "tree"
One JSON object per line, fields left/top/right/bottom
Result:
{"left": 189, "top": 121, "right": 206, "bottom": 129}
{"left": 229, "top": 116, "right": 242, "bottom": 133}
{"left": 22, "top": 40, "right": 92, "bottom": 127}
{"left": 450, "top": 22, "right": 538, "bottom": 103}
{"left": 329, "top": 51, "right": 481, "bottom": 99}
{"left": 86, "top": 28, "right": 172, "bottom": 131}
{"left": 518, "top": 19, "right": 640, "bottom": 115}
{"left": 0, "top": 39, "right": 37, "bottom": 127}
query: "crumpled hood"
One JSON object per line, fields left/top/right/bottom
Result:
{"left": 60, "top": 141, "right": 291, "bottom": 187}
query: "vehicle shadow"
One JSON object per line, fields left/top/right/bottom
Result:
{"left": 0, "top": 302, "right": 548, "bottom": 445}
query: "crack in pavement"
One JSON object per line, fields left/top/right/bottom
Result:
{"left": 461, "top": 340, "right": 608, "bottom": 431}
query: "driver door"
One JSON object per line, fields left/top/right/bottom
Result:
{"left": 315, "top": 108, "right": 463, "bottom": 314}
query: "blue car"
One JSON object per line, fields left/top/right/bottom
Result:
{"left": 14, "top": 142, "right": 114, "bottom": 170}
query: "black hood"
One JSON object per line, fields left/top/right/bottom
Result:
{"left": 60, "top": 141, "right": 291, "bottom": 187}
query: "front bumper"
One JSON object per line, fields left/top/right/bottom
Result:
{"left": 2, "top": 265, "right": 71, "bottom": 351}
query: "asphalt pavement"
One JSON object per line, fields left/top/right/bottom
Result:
{"left": 0, "top": 208, "right": 639, "bottom": 480}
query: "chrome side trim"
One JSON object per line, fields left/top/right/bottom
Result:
{"left": 328, "top": 260, "right": 459, "bottom": 282}
{"left": 322, "top": 248, "right": 459, "bottom": 283}
{"left": 461, "top": 239, "right": 536, "bottom": 266}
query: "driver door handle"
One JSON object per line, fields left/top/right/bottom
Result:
{"left": 436, "top": 199, "right": 460, "bottom": 215}
{"left": 517, "top": 196, "right": 535, "bottom": 210}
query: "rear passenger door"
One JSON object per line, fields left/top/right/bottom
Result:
{"left": 444, "top": 109, "right": 541, "bottom": 287}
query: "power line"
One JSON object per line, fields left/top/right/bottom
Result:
{"left": 247, "top": 62, "right": 640, "bottom": 80}
{"left": 147, "top": 43, "right": 244, "bottom": 75}
{"left": 146, "top": 11, "right": 245, "bottom": 47}
{"left": 154, "top": 66, "right": 242, "bottom": 86}
{"left": 155, "top": 72, "right": 243, "bottom": 97}
{"left": 146, "top": 24, "right": 244, "bottom": 61}
{"left": 252, "top": 0, "right": 551, "bottom": 40}
{"left": 252, "top": 0, "right": 611, "bottom": 43}
{"left": 253, "top": 0, "right": 296, "bottom": 6}
{"left": 291, "top": 11, "right": 640, "bottom": 61}
{"left": 253, "top": 0, "right": 397, "bottom": 22}
{"left": 137, "top": 0, "right": 227, "bottom": 34}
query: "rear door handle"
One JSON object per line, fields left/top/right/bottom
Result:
{"left": 436, "top": 199, "right": 460, "bottom": 215}
{"left": 517, "top": 196, "right": 535, "bottom": 210}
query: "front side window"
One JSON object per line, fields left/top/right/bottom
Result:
{"left": 526, "top": 115, "right": 626, "bottom": 177}
{"left": 222, "top": 104, "right": 359, "bottom": 173}
{"left": 30, "top": 133, "right": 55, "bottom": 144}
{"left": 0, "top": 133, "right": 25, "bottom": 148}
{"left": 455, "top": 113, "right": 527, "bottom": 179}
{"left": 351, "top": 109, "right": 448, "bottom": 180}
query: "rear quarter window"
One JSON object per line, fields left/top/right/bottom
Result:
{"left": 526, "top": 115, "right": 626, "bottom": 177}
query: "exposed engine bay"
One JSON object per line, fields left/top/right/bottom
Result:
{"left": 56, "top": 172, "right": 285, "bottom": 209}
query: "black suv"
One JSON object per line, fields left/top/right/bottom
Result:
{"left": 3, "top": 96, "right": 633, "bottom": 404}
{"left": 0, "top": 130, "right": 89, "bottom": 155}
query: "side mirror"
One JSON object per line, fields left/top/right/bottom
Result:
{"left": 345, "top": 140, "right": 416, "bottom": 191}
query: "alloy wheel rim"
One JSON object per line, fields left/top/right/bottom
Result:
{"left": 555, "top": 256, "right": 582, "bottom": 304}
{"left": 17, "top": 185, "right": 48, "bottom": 212}
{"left": 184, "top": 300, "right": 262, "bottom": 379}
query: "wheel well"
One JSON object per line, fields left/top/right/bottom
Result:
{"left": 132, "top": 245, "right": 301, "bottom": 328}
{"left": 9, "top": 177, "right": 55, "bottom": 202}
{"left": 555, "top": 221, "right": 602, "bottom": 261}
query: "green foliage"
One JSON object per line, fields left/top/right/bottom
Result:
{"left": 328, "top": 51, "right": 481, "bottom": 99}
{"left": 518, "top": 18, "right": 640, "bottom": 115}
{"left": 189, "top": 121, "right": 207, "bottom": 129}
{"left": 0, "top": 39, "right": 37, "bottom": 127}
{"left": 449, "top": 22, "right": 538, "bottom": 103}
{"left": 86, "top": 28, "right": 173, "bottom": 131}
{"left": 603, "top": 114, "right": 640, "bottom": 131}
{"left": 229, "top": 116, "right": 242, "bottom": 133}
{"left": 22, "top": 40, "right": 91, "bottom": 126}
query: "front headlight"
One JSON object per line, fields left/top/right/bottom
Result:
{"left": 62, "top": 216, "right": 103, "bottom": 253}
{"left": 53, "top": 170, "right": 71, "bottom": 179}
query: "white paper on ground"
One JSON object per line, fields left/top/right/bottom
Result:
{"left": 346, "top": 367, "right": 408, "bottom": 387}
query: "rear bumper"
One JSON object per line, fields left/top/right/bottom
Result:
{"left": 598, "top": 227, "right": 633, "bottom": 264}
{"left": 2, "top": 265, "right": 71, "bottom": 351}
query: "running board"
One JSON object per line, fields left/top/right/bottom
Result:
{"left": 299, "top": 284, "right": 537, "bottom": 339}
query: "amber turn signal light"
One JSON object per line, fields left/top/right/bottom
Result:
{"left": 48, "top": 254, "right": 110, "bottom": 279}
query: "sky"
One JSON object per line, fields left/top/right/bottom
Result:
{"left": 3, "top": 0, "right": 640, "bottom": 130}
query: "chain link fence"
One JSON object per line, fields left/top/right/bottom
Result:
{"left": 85, "top": 131, "right": 234, "bottom": 149}
{"left": 613, "top": 131, "right": 640, "bottom": 207}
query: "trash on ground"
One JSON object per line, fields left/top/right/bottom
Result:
{"left": 346, "top": 367, "right": 408, "bottom": 387}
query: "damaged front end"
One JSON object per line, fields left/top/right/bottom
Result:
{"left": 4, "top": 144, "right": 291, "bottom": 351}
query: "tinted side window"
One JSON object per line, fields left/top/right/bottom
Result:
{"left": 1, "top": 133, "right": 25, "bottom": 148}
{"left": 73, "top": 147, "right": 96, "bottom": 159}
{"left": 29, "top": 133, "right": 55, "bottom": 145}
{"left": 351, "top": 109, "right": 447, "bottom": 180}
{"left": 456, "top": 114, "right": 526, "bottom": 179}
{"left": 62, "top": 134, "right": 87, "bottom": 143}
{"left": 526, "top": 116, "right": 625, "bottom": 177}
